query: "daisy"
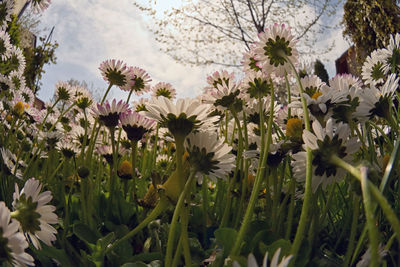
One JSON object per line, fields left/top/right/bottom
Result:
{"left": 205, "top": 70, "right": 235, "bottom": 90}
{"left": 70, "top": 84, "right": 93, "bottom": 110}
{"left": 133, "top": 97, "right": 149, "bottom": 112}
{"left": 327, "top": 75, "right": 369, "bottom": 123}
{"left": 122, "top": 66, "right": 151, "bottom": 94}
{"left": 30, "top": 0, "right": 51, "bottom": 13}
{"left": 295, "top": 75, "right": 325, "bottom": 97}
{"left": 241, "top": 71, "right": 272, "bottom": 99}
{"left": 362, "top": 49, "right": 389, "bottom": 86}
{"left": 292, "top": 119, "right": 360, "bottom": 192}
{"left": 96, "top": 144, "right": 127, "bottom": 165}
{"left": 185, "top": 131, "right": 235, "bottom": 183}
{"left": 0, "top": 30, "right": 12, "bottom": 60}
{"left": 383, "top": 33, "right": 400, "bottom": 74}
{"left": 232, "top": 248, "right": 292, "bottom": 267}
{"left": 38, "top": 130, "right": 64, "bottom": 149}
{"left": 151, "top": 82, "right": 176, "bottom": 99}
{"left": 1, "top": 147, "right": 24, "bottom": 179}
{"left": 242, "top": 45, "right": 262, "bottom": 73}
{"left": 99, "top": 59, "right": 130, "bottom": 87}
{"left": 4, "top": 46, "right": 26, "bottom": 76}
{"left": 120, "top": 110, "right": 155, "bottom": 141}
{"left": 361, "top": 73, "right": 399, "bottom": 119}
{"left": 12, "top": 178, "right": 58, "bottom": 249}
{"left": 53, "top": 81, "right": 73, "bottom": 102}
{"left": 0, "top": 73, "right": 12, "bottom": 91}
{"left": 92, "top": 99, "right": 129, "bottom": 128}
{"left": 56, "top": 138, "right": 80, "bottom": 158}
{"left": 0, "top": 0, "right": 13, "bottom": 31}
{"left": 0, "top": 201, "right": 34, "bottom": 266}
{"left": 204, "top": 79, "right": 243, "bottom": 112}
{"left": 15, "top": 87, "right": 34, "bottom": 108}
{"left": 145, "top": 96, "right": 215, "bottom": 138}
{"left": 254, "top": 23, "right": 299, "bottom": 77}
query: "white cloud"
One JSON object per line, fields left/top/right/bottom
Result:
{"left": 37, "top": 0, "right": 349, "bottom": 102}
{"left": 38, "top": 0, "right": 214, "bottom": 102}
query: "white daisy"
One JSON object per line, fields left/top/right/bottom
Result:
{"left": 5, "top": 46, "right": 26, "bottom": 76}
{"left": 359, "top": 73, "right": 400, "bottom": 119}
{"left": 254, "top": 23, "right": 298, "bottom": 77}
{"left": 30, "top": 0, "right": 51, "bottom": 13}
{"left": 151, "top": 82, "right": 176, "bottom": 100}
{"left": 145, "top": 96, "right": 216, "bottom": 138}
{"left": 122, "top": 66, "right": 151, "bottom": 95}
{"left": 205, "top": 70, "right": 235, "bottom": 90}
{"left": 92, "top": 99, "right": 129, "bottom": 128}
{"left": 0, "top": 0, "right": 13, "bottom": 31}
{"left": 203, "top": 79, "right": 243, "bottom": 112}
{"left": 99, "top": 59, "right": 129, "bottom": 87}
{"left": 241, "top": 71, "right": 272, "bottom": 99}
{"left": 12, "top": 178, "right": 58, "bottom": 249}
{"left": 0, "top": 30, "right": 12, "bottom": 60}
{"left": 292, "top": 119, "right": 360, "bottom": 192}
{"left": 0, "top": 201, "right": 34, "bottom": 267}
{"left": 1, "top": 147, "right": 24, "bottom": 179}
{"left": 185, "top": 131, "right": 235, "bottom": 183}
{"left": 383, "top": 33, "right": 400, "bottom": 74}
{"left": 242, "top": 45, "right": 262, "bottom": 73}
{"left": 362, "top": 49, "right": 389, "bottom": 86}
{"left": 296, "top": 75, "right": 325, "bottom": 96}
{"left": 120, "top": 110, "right": 155, "bottom": 142}
{"left": 232, "top": 248, "right": 292, "bottom": 267}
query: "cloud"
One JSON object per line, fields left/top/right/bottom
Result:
{"left": 38, "top": 0, "right": 214, "bottom": 102}
{"left": 37, "top": 0, "right": 350, "bottom": 103}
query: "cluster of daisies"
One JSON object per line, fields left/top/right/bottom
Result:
{"left": 0, "top": 0, "right": 399, "bottom": 263}
{"left": 0, "top": 178, "right": 58, "bottom": 266}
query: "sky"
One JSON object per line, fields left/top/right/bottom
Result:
{"left": 35, "top": 0, "right": 350, "bottom": 103}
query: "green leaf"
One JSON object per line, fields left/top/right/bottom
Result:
{"left": 122, "top": 260, "right": 162, "bottom": 267}
{"left": 34, "top": 243, "right": 74, "bottom": 266}
{"left": 126, "top": 252, "right": 163, "bottom": 263}
{"left": 215, "top": 227, "right": 237, "bottom": 257}
{"left": 259, "top": 239, "right": 292, "bottom": 259}
{"left": 73, "top": 223, "right": 100, "bottom": 245}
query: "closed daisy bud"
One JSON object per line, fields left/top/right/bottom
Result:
{"left": 77, "top": 166, "right": 90, "bottom": 179}
{"left": 285, "top": 118, "right": 303, "bottom": 139}
{"left": 118, "top": 160, "right": 133, "bottom": 180}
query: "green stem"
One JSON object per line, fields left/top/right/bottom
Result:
{"left": 229, "top": 81, "right": 275, "bottom": 257}
{"left": 100, "top": 83, "right": 113, "bottom": 104}
{"left": 172, "top": 235, "right": 183, "bottom": 267}
{"left": 284, "top": 72, "right": 292, "bottom": 118}
{"left": 343, "top": 195, "right": 360, "bottom": 267}
{"left": 285, "top": 55, "right": 313, "bottom": 262}
{"left": 360, "top": 166, "right": 379, "bottom": 267}
{"left": 106, "top": 199, "right": 169, "bottom": 253}
{"left": 180, "top": 207, "right": 192, "bottom": 266}
{"left": 165, "top": 171, "right": 196, "bottom": 267}
{"left": 131, "top": 140, "right": 138, "bottom": 201}
{"left": 332, "top": 156, "right": 400, "bottom": 256}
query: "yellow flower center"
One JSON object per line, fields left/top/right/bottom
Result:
{"left": 286, "top": 118, "right": 303, "bottom": 138}
{"left": 311, "top": 91, "right": 322, "bottom": 100}
{"left": 14, "top": 101, "right": 29, "bottom": 115}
